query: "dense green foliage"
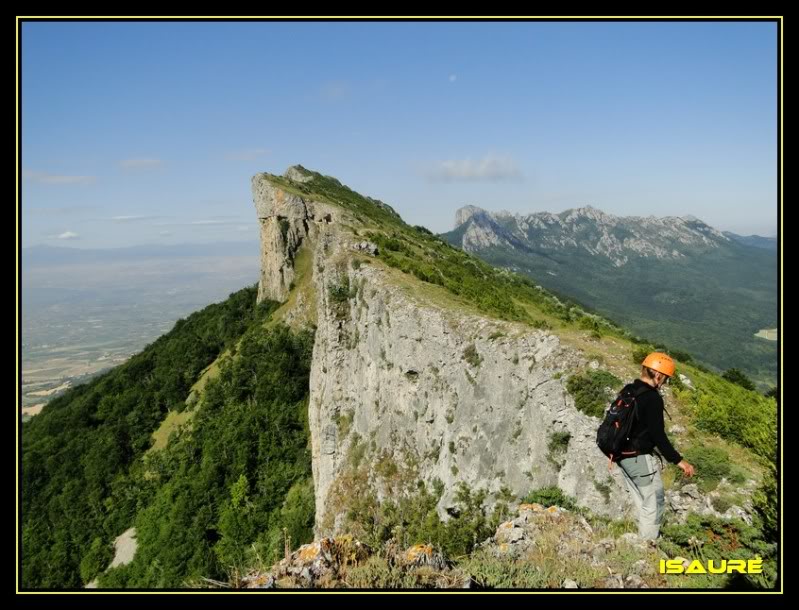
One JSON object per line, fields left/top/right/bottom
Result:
{"left": 22, "top": 286, "right": 270, "bottom": 588}
{"left": 97, "top": 323, "right": 314, "bottom": 587}
{"left": 21, "top": 287, "right": 315, "bottom": 588}
{"left": 677, "top": 369, "right": 777, "bottom": 463}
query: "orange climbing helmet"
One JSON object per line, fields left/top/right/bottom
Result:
{"left": 641, "top": 352, "right": 675, "bottom": 377}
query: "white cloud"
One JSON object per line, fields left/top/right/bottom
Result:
{"left": 119, "top": 158, "right": 163, "bottom": 170}
{"left": 23, "top": 170, "right": 95, "bottom": 185}
{"left": 426, "top": 154, "right": 523, "bottom": 182}
{"left": 49, "top": 231, "right": 80, "bottom": 240}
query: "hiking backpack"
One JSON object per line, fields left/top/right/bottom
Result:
{"left": 596, "top": 384, "right": 654, "bottom": 462}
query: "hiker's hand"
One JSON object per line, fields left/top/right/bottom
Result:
{"left": 678, "top": 460, "right": 695, "bottom": 478}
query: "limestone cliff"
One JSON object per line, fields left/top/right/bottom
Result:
{"left": 253, "top": 166, "right": 638, "bottom": 533}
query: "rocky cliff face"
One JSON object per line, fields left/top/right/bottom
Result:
{"left": 254, "top": 167, "right": 636, "bottom": 535}
{"left": 309, "top": 240, "right": 635, "bottom": 531}
{"left": 252, "top": 167, "right": 340, "bottom": 303}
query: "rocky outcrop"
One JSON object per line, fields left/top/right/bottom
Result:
{"left": 666, "top": 482, "right": 755, "bottom": 525}
{"left": 237, "top": 504, "right": 664, "bottom": 589}
{"left": 252, "top": 166, "right": 340, "bottom": 303}
{"left": 454, "top": 205, "right": 487, "bottom": 228}
{"left": 305, "top": 232, "right": 629, "bottom": 532}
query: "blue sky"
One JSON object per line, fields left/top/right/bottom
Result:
{"left": 20, "top": 20, "right": 779, "bottom": 248}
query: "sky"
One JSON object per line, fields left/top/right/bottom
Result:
{"left": 20, "top": 19, "right": 779, "bottom": 248}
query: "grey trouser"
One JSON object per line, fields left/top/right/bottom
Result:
{"left": 618, "top": 453, "right": 664, "bottom": 540}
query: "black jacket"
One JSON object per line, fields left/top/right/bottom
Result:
{"left": 627, "top": 379, "right": 682, "bottom": 464}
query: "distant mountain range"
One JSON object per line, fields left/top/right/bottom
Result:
{"left": 442, "top": 205, "right": 778, "bottom": 386}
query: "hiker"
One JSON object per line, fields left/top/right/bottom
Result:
{"left": 617, "top": 352, "right": 695, "bottom": 540}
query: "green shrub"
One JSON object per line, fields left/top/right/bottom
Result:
{"left": 683, "top": 446, "right": 732, "bottom": 492}
{"left": 566, "top": 370, "right": 622, "bottom": 417}
{"left": 463, "top": 344, "right": 483, "bottom": 368}
{"left": 547, "top": 431, "right": 571, "bottom": 455}
{"left": 521, "top": 486, "right": 578, "bottom": 511}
